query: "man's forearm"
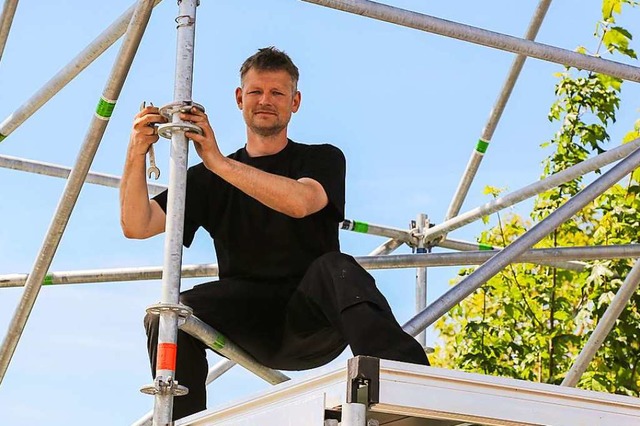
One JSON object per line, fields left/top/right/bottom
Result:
{"left": 120, "top": 149, "right": 155, "bottom": 237}
{"left": 210, "top": 157, "right": 327, "bottom": 218}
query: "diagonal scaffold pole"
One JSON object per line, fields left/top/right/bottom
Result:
{"left": 402, "top": 145, "right": 640, "bottom": 337}
{"left": 561, "top": 258, "right": 640, "bottom": 388}
{"left": 4, "top": 244, "right": 640, "bottom": 288}
{"left": 0, "top": 0, "right": 156, "bottom": 385}
{"left": 370, "top": 138, "right": 640, "bottom": 255}
{"left": 445, "top": 0, "right": 553, "bottom": 222}
{"left": 0, "top": 0, "right": 19, "bottom": 64}
{"left": 421, "top": 137, "right": 640, "bottom": 243}
{"left": 301, "top": 0, "right": 640, "bottom": 83}
{"left": 0, "top": 0, "right": 164, "bottom": 142}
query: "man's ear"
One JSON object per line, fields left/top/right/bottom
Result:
{"left": 292, "top": 90, "right": 301, "bottom": 113}
{"left": 235, "top": 87, "right": 243, "bottom": 110}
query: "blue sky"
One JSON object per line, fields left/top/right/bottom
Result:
{"left": 1, "top": 0, "right": 639, "bottom": 424}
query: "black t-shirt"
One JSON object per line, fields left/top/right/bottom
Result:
{"left": 153, "top": 140, "right": 345, "bottom": 280}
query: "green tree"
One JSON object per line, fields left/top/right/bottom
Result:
{"left": 434, "top": 0, "right": 640, "bottom": 395}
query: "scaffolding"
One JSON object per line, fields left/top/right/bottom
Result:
{"left": 1, "top": 0, "right": 640, "bottom": 425}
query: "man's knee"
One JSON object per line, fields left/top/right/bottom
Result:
{"left": 144, "top": 312, "right": 158, "bottom": 336}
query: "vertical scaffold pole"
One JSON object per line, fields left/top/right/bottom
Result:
{"left": 414, "top": 213, "right": 428, "bottom": 346}
{"left": 561, "top": 258, "right": 640, "bottom": 388}
{"left": 148, "top": 1, "right": 199, "bottom": 424}
{"left": 444, "top": 0, "right": 553, "bottom": 222}
{"left": 0, "top": 0, "right": 19, "bottom": 64}
{"left": 0, "top": 0, "right": 155, "bottom": 384}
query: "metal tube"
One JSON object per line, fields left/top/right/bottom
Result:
{"left": 0, "top": 0, "right": 19, "bottom": 63}
{"left": 368, "top": 238, "right": 404, "bottom": 256}
{"left": 301, "top": 0, "right": 640, "bottom": 83}
{"left": 342, "top": 402, "right": 367, "bottom": 426}
{"left": 0, "top": 0, "right": 163, "bottom": 142}
{"left": 561, "top": 259, "right": 640, "bottom": 388}
{"left": 5, "top": 245, "right": 640, "bottom": 288}
{"left": 402, "top": 146, "right": 640, "bottom": 337}
{"left": 445, "top": 0, "right": 553, "bottom": 221}
{"left": 0, "top": 154, "right": 167, "bottom": 196}
{"left": 341, "top": 219, "right": 416, "bottom": 244}
{"left": 151, "top": 1, "right": 198, "bottom": 422}
{"left": 437, "top": 238, "right": 586, "bottom": 271}
{"left": 0, "top": 0, "right": 156, "bottom": 384}
{"left": 422, "top": 138, "right": 640, "bottom": 243}
{"left": 132, "top": 359, "right": 236, "bottom": 426}
{"left": 415, "top": 214, "right": 428, "bottom": 346}
{"left": 180, "top": 316, "right": 290, "bottom": 385}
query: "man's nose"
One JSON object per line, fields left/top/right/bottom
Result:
{"left": 258, "top": 93, "right": 272, "bottom": 105}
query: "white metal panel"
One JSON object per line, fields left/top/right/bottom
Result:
{"left": 181, "top": 393, "right": 326, "bottom": 426}
{"left": 374, "top": 360, "right": 640, "bottom": 426}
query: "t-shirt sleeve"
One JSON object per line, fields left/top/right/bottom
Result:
{"left": 152, "top": 164, "right": 210, "bottom": 247}
{"left": 294, "top": 144, "right": 346, "bottom": 221}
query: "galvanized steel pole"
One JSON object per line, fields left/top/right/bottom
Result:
{"left": 0, "top": 0, "right": 164, "bottom": 142}
{"left": 0, "top": 0, "right": 156, "bottom": 385}
{"left": 301, "top": 0, "right": 640, "bottom": 83}
{"left": 5, "top": 245, "right": 640, "bottom": 288}
{"left": 374, "top": 138, "right": 640, "bottom": 251}
{"left": 0, "top": 0, "right": 19, "bottom": 63}
{"left": 422, "top": 138, "right": 640, "bottom": 243}
{"left": 415, "top": 213, "right": 428, "bottom": 346}
{"left": 0, "top": 154, "right": 167, "bottom": 196}
{"left": 341, "top": 219, "right": 416, "bottom": 245}
{"left": 403, "top": 146, "right": 640, "bottom": 336}
{"left": 437, "top": 238, "right": 586, "bottom": 271}
{"left": 445, "top": 0, "right": 553, "bottom": 221}
{"left": 561, "top": 259, "right": 640, "bottom": 388}
{"left": 180, "top": 316, "right": 290, "bottom": 385}
{"left": 149, "top": 1, "right": 199, "bottom": 423}
{"left": 132, "top": 359, "right": 236, "bottom": 426}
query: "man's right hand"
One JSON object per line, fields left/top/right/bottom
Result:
{"left": 129, "top": 105, "right": 168, "bottom": 156}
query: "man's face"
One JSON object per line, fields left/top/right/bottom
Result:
{"left": 236, "top": 69, "right": 301, "bottom": 137}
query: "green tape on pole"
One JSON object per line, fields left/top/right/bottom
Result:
{"left": 43, "top": 274, "right": 54, "bottom": 285}
{"left": 353, "top": 221, "right": 369, "bottom": 233}
{"left": 479, "top": 243, "right": 494, "bottom": 251}
{"left": 95, "top": 97, "right": 116, "bottom": 119}
{"left": 476, "top": 139, "right": 490, "bottom": 154}
{"left": 212, "top": 334, "right": 226, "bottom": 350}
{"left": 0, "top": 133, "right": 6, "bottom": 142}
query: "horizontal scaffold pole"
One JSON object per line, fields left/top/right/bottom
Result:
{"left": 0, "top": 154, "right": 166, "bottom": 196}
{"left": 3, "top": 245, "right": 640, "bottom": 288}
{"left": 301, "top": 0, "right": 640, "bottom": 83}
{"left": 437, "top": 238, "right": 586, "bottom": 271}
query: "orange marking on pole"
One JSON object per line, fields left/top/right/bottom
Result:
{"left": 157, "top": 342, "right": 177, "bottom": 371}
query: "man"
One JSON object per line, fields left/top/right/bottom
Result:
{"left": 120, "top": 47, "right": 428, "bottom": 421}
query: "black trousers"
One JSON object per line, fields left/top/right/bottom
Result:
{"left": 144, "top": 252, "right": 429, "bottom": 420}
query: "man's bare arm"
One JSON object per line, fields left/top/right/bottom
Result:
{"left": 184, "top": 108, "right": 329, "bottom": 218}
{"left": 120, "top": 106, "right": 168, "bottom": 239}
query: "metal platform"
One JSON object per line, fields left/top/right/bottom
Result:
{"left": 177, "top": 357, "right": 640, "bottom": 426}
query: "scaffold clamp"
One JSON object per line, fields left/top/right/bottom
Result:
{"left": 140, "top": 376, "right": 189, "bottom": 397}
{"left": 146, "top": 303, "right": 193, "bottom": 319}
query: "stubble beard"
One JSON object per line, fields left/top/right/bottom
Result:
{"left": 248, "top": 115, "right": 288, "bottom": 137}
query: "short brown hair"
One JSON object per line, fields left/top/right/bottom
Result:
{"left": 240, "top": 47, "right": 299, "bottom": 89}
